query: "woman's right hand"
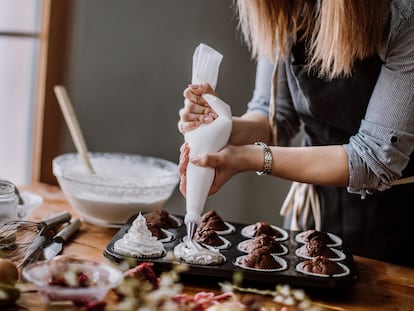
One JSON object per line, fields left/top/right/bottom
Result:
{"left": 178, "top": 83, "right": 218, "bottom": 134}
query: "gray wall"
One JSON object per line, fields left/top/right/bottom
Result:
{"left": 62, "top": 0, "right": 293, "bottom": 225}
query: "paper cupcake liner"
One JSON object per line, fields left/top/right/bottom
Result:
{"left": 215, "top": 222, "right": 236, "bottom": 235}
{"left": 295, "top": 231, "right": 342, "bottom": 247}
{"left": 233, "top": 255, "right": 288, "bottom": 272}
{"left": 237, "top": 239, "right": 288, "bottom": 256}
{"left": 241, "top": 224, "right": 289, "bottom": 241}
{"left": 176, "top": 254, "right": 227, "bottom": 266}
{"left": 295, "top": 247, "right": 346, "bottom": 262}
{"left": 115, "top": 249, "right": 166, "bottom": 259}
{"left": 158, "top": 229, "right": 175, "bottom": 243}
{"left": 295, "top": 261, "right": 350, "bottom": 278}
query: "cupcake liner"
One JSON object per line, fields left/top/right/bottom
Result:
{"left": 295, "top": 246, "right": 346, "bottom": 261}
{"left": 241, "top": 224, "right": 288, "bottom": 241}
{"left": 295, "top": 261, "right": 350, "bottom": 278}
{"left": 215, "top": 222, "right": 236, "bottom": 235}
{"left": 233, "top": 255, "right": 288, "bottom": 272}
{"left": 115, "top": 248, "right": 166, "bottom": 259}
{"left": 158, "top": 229, "right": 175, "bottom": 243}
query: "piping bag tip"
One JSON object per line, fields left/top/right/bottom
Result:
{"left": 186, "top": 222, "right": 197, "bottom": 244}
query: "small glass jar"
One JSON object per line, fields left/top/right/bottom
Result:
{"left": 0, "top": 180, "right": 18, "bottom": 224}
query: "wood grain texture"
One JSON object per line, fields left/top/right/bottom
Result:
{"left": 16, "top": 183, "right": 414, "bottom": 310}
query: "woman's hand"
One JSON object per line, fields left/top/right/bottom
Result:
{"left": 178, "top": 142, "right": 190, "bottom": 196}
{"left": 179, "top": 142, "right": 252, "bottom": 196}
{"left": 178, "top": 83, "right": 218, "bottom": 134}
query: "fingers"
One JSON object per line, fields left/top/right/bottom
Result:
{"left": 178, "top": 143, "right": 189, "bottom": 196}
{"left": 186, "top": 83, "right": 217, "bottom": 97}
{"left": 179, "top": 174, "right": 187, "bottom": 196}
{"left": 178, "top": 143, "right": 189, "bottom": 175}
{"left": 178, "top": 83, "right": 219, "bottom": 135}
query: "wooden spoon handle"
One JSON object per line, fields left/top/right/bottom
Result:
{"left": 54, "top": 85, "right": 95, "bottom": 174}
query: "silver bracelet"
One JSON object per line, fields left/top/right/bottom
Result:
{"left": 255, "top": 142, "right": 273, "bottom": 175}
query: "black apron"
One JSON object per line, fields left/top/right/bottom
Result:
{"left": 283, "top": 40, "right": 414, "bottom": 267}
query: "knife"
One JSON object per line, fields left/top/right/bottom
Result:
{"left": 43, "top": 219, "right": 81, "bottom": 260}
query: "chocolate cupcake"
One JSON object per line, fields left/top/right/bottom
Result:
{"left": 235, "top": 246, "right": 287, "bottom": 271}
{"left": 296, "top": 256, "right": 349, "bottom": 277}
{"left": 198, "top": 210, "right": 235, "bottom": 235}
{"left": 241, "top": 222, "right": 288, "bottom": 241}
{"left": 189, "top": 227, "right": 230, "bottom": 250}
{"left": 295, "top": 229, "right": 342, "bottom": 247}
{"left": 295, "top": 234, "right": 345, "bottom": 261}
{"left": 238, "top": 234, "right": 287, "bottom": 255}
{"left": 145, "top": 209, "right": 181, "bottom": 229}
{"left": 194, "top": 227, "right": 222, "bottom": 246}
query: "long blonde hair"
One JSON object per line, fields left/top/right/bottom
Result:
{"left": 236, "top": 0, "right": 389, "bottom": 79}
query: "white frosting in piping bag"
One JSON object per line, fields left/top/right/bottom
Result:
{"left": 184, "top": 94, "right": 232, "bottom": 224}
{"left": 184, "top": 43, "right": 232, "bottom": 226}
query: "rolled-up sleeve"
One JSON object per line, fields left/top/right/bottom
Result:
{"left": 247, "top": 57, "right": 301, "bottom": 146}
{"left": 344, "top": 8, "right": 414, "bottom": 195}
{"left": 247, "top": 57, "right": 274, "bottom": 116}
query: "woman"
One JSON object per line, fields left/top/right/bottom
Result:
{"left": 178, "top": 0, "right": 414, "bottom": 267}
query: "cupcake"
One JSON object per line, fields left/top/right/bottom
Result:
{"left": 173, "top": 239, "right": 226, "bottom": 266}
{"left": 296, "top": 256, "right": 349, "bottom": 277}
{"left": 295, "top": 229, "right": 342, "bottom": 247}
{"left": 114, "top": 213, "right": 165, "bottom": 258}
{"left": 192, "top": 227, "right": 231, "bottom": 250}
{"left": 235, "top": 246, "right": 287, "bottom": 271}
{"left": 145, "top": 220, "right": 174, "bottom": 242}
{"left": 241, "top": 222, "right": 288, "bottom": 241}
{"left": 145, "top": 209, "right": 181, "bottom": 229}
{"left": 238, "top": 234, "right": 286, "bottom": 255}
{"left": 295, "top": 234, "right": 344, "bottom": 260}
{"left": 198, "top": 210, "right": 235, "bottom": 235}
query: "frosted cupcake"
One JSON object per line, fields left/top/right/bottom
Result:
{"left": 174, "top": 238, "right": 226, "bottom": 265}
{"left": 114, "top": 213, "right": 166, "bottom": 258}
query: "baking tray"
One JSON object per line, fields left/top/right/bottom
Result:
{"left": 103, "top": 213, "right": 358, "bottom": 289}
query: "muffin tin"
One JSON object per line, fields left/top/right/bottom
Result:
{"left": 104, "top": 213, "right": 358, "bottom": 289}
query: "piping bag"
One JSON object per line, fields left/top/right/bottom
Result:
{"left": 183, "top": 43, "right": 232, "bottom": 240}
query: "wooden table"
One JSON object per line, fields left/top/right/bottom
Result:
{"left": 12, "top": 183, "right": 414, "bottom": 310}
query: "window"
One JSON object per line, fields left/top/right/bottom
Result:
{"left": 0, "top": 0, "right": 42, "bottom": 185}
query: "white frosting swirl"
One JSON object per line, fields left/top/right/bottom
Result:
{"left": 114, "top": 213, "right": 165, "bottom": 258}
{"left": 174, "top": 239, "right": 225, "bottom": 265}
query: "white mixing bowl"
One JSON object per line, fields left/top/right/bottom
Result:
{"left": 53, "top": 152, "right": 179, "bottom": 227}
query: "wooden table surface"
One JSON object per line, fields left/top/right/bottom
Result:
{"left": 11, "top": 183, "right": 414, "bottom": 310}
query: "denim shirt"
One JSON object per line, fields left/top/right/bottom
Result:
{"left": 247, "top": 0, "right": 414, "bottom": 196}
